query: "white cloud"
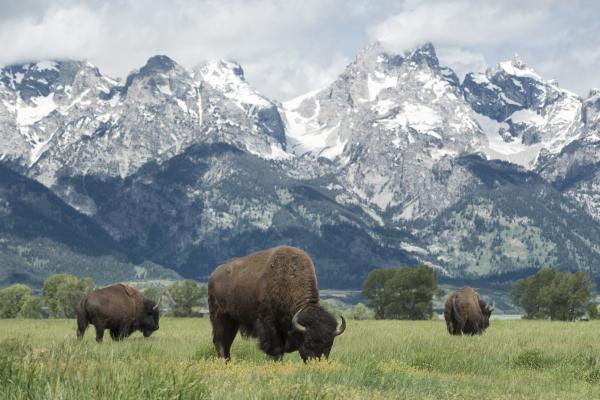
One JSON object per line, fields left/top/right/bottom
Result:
{"left": 369, "top": 1, "right": 547, "bottom": 51}
{"left": 244, "top": 53, "right": 351, "bottom": 101}
{"left": 436, "top": 47, "right": 487, "bottom": 81}
{"left": 0, "top": 0, "right": 354, "bottom": 100}
{"left": 367, "top": 0, "right": 600, "bottom": 95}
{"left": 0, "top": 0, "right": 599, "bottom": 98}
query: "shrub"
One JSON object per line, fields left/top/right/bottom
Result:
{"left": 167, "top": 280, "right": 207, "bottom": 317}
{"left": 17, "top": 296, "right": 43, "bottom": 319}
{"left": 0, "top": 284, "right": 31, "bottom": 318}
{"left": 363, "top": 264, "right": 439, "bottom": 320}
{"left": 512, "top": 268, "right": 595, "bottom": 321}
{"left": 43, "top": 274, "right": 94, "bottom": 318}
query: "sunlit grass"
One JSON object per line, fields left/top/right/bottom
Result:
{"left": 1, "top": 318, "right": 599, "bottom": 399}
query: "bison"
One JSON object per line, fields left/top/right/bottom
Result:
{"left": 444, "top": 287, "right": 493, "bottom": 335}
{"left": 208, "top": 246, "right": 346, "bottom": 362}
{"left": 76, "top": 283, "right": 160, "bottom": 342}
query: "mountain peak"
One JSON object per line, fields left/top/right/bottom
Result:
{"left": 406, "top": 42, "right": 439, "bottom": 68}
{"left": 196, "top": 60, "right": 248, "bottom": 86}
{"left": 354, "top": 41, "right": 440, "bottom": 75}
{"left": 509, "top": 53, "right": 526, "bottom": 68}
{"left": 140, "top": 55, "right": 179, "bottom": 74}
{"left": 493, "top": 54, "right": 541, "bottom": 81}
{"left": 123, "top": 55, "right": 186, "bottom": 91}
{"left": 588, "top": 88, "right": 600, "bottom": 99}
{"left": 410, "top": 42, "right": 437, "bottom": 58}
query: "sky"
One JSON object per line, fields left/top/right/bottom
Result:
{"left": 0, "top": 0, "right": 598, "bottom": 101}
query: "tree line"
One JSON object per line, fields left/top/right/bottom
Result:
{"left": 0, "top": 266, "right": 597, "bottom": 321}
{"left": 0, "top": 274, "right": 208, "bottom": 319}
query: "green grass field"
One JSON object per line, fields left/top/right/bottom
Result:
{"left": 1, "top": 318, "right": 600, "bottom": 399}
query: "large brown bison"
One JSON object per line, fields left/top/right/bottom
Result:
{"left": 76, "top": 284, "right": 160, "bottom": 342}
{"left": 444, "top": 287, "right": 493, "bottom": 335}
{"left": 208, "top": 246, "right": 346, "bottom": 362}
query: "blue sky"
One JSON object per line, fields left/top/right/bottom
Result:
{"left": 1, "top": 0, "right": 598, "bottom": 100}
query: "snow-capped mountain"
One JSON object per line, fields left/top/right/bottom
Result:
{"left": 463, "top": 55, "right": 582, "bottom": 168}
{"left": 0, "top": 56, "right": 287, "bottom": 182}
{"left": 2, "top": 42, "right": 600, "bottom": 287}
{"left": 583, "top": 88, "right": 600, "bottom": 133}
{"left": 284, "top": 43, "right": 483, "bottom": 220}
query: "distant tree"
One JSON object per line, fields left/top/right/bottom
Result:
{"left": 167, "top": 280, "right": 207, "bottom": 317}
{"left": 43, "top": 274, "right": 94, "bottom": 318}
{"left": 512, "top": 268, "right": 595, "bottom": 321}
{"left": 17, "top": 296, "right": 43, "bottom": 319}
{"left": 363, "top": 264, "right": 440, "bottom": 320}
{"left": 362, "top": 268, "right": 397, "bottom": 319}
{"left": 0, "top": 284, "right": 31, "bottom": 318}
{"left": 587, "top": 304, "right": 599, "bottom": 320}
{"left": 348, "top": 303, "right": 372, "bottom": 320}
{"left": 43, "top": 274, "right": 78, "bottom": 317}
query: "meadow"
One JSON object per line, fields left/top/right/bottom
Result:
{"left": 1, "top": 318, "right": 600, "bottom": 399}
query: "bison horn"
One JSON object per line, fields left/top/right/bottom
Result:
{"left": 153, "top": 296, "right": 161, "bottom": 310}
{"left": 334, "top": 315, "right": 346, "bottom": 337}
{"left": 292, "top": 309, "right": 307, "bottom": 333}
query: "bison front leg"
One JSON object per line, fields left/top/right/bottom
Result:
{"left": 110, "top": 329, "right": 122, "bottom": 341}
{"left": 94, "top": 323, "right": 106, "bottom": 343}
{"left": 211, "top": 314, "right": 238, "bottom": 361}
{"left": 256, "top": 320, "right": 284, "bottom": 361}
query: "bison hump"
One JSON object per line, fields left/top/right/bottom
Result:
{"left": 117, "top": 283, "right": 138, "bottom": 298}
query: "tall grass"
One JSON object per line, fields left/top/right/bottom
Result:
{"left": 1, "top": 318, "right": 599, "bottom": 399}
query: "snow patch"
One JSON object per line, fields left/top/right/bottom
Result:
{"left": 35, "top": 61, "right": 59, "bottom": 72}
{"left": 30, "top": 128, "right": 58, "bottom": 166}
{"left": 283, "top": 87, "right": 323, "bottom": 110}
{"left": 367, "top": 73, "right": 397, "bottom": 101}
{"left": 509, "top": 109, "right": 545, "bottom": 125}
{"left": 198, "top": 61, "right": 270, "bottom": 109}
{"left": 16, "top": 94, "right": 57, "bottom": 126}
{"left": 500, "top": 93, "right": 522, "bottom": 106}
{"left": 174, "top": 98, "right": 188, "bottom": 113}
{"left": 473, "top": 112, "right": 541, "bottom": 167}
{"left": 13, "top": 72, "right": 24, "bottom": 84}
{"left": 498, "top": 59, "right": 542, "bottom": 80}
{"left": 402, "top": 103, "right": 442, "bottom": 135}
{"left": 400, "top": 242, "right": 428, "bottom": 255}
{"left": 157, "top": 82, "right": 173, "bottom": 96}
{"left": 261, "top": 142, "right": 293, "bottom": 160}
{"left": 319, "top": 136, "right": 346, "bottom": 160}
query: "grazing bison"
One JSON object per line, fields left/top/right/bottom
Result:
{"left": 208, "top": 246, "right": 346, "bottom": 362}
{"left": 76, "top": 284, "right": 160, "bottom": 342}
{"left": 444, "top": 287, "right": 493, "bottom": 335}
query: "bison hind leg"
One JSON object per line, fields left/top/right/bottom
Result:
{"left": 211, "top": 314, "right": 238, "bottom": 361}
{"left": 76, "top": 312, "right": 89, "bottom": 340}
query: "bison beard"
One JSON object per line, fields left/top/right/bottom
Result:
{"left": 444, "top": 287, "right": 493, "bottom": 335}
{"left": 208, "top": 246, "right": 346, "bottom": 362}
{"left": 76, "top": 284, "right": 160, "bottom": 342}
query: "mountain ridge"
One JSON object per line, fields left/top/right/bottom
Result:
{"left": 1, "top": 42, "right": 600, "bottom": 288}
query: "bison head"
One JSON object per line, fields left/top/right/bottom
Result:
{"left": 140, "top": 299, "right": 160, "bottom": 337}
{"left": 479, "top": 299, "right": 494, "bottom": 332}
{"left": 288, "top": 304, "right": 346, "bottom": 362}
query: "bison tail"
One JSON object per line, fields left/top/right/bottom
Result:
{"left": 76, "top": 298, "right": 89, "bottom": 340}
{"left": 451, "top": 297, "right": 465, "bottom": 331}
